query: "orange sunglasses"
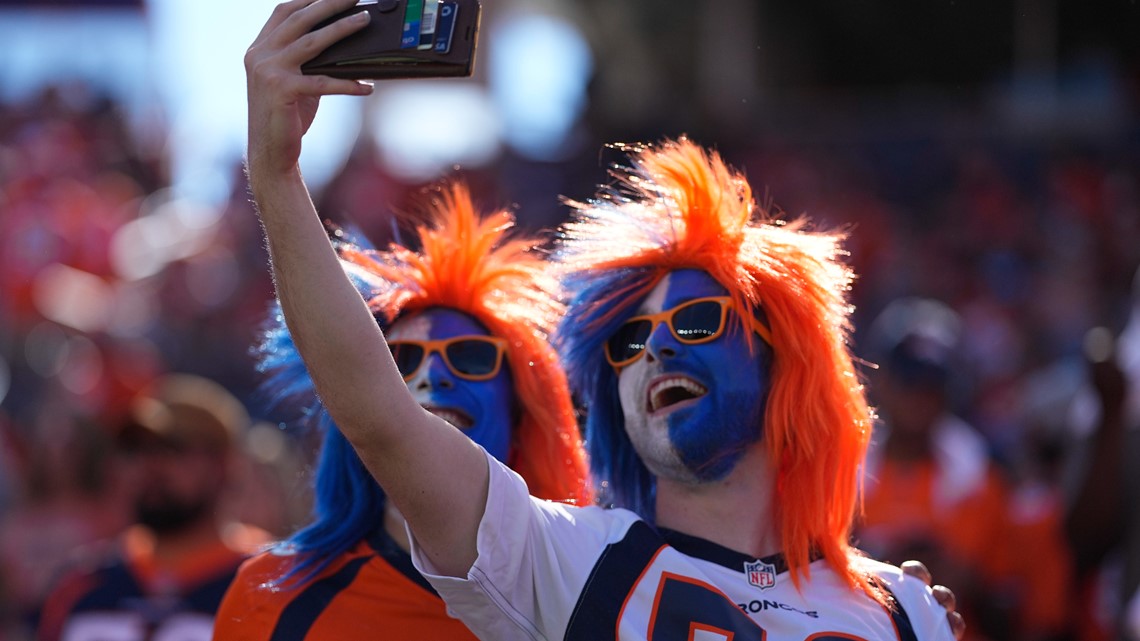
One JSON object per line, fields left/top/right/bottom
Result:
{"left": 604, "top": 296, "right": 771, "bottom": 369}
{"left": 388, "top": 335, "right": 508, "bottom": 382}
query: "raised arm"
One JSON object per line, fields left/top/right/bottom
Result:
{"left": 244, "top": 0, "right": 489, "bottom": 577}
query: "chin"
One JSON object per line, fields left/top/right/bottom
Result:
{"left": 667, "top": 411, "right": 752, "bottom": 482}
{"left": 628, "top": 419, "right": 692, "bottom": 482}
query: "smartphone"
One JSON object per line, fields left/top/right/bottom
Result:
{"left": 301, "top": 0, "right": 480, "bottom": 80}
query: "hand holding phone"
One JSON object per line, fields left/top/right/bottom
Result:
{"left": 302, "top": 0, "right": 481, "bottom": 80}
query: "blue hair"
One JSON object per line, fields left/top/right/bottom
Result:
{"left": 256, "top": 302, "right": 387, "bottom": 585}
{"left": 555, "top": 267, "right": 657, "bottom": 519}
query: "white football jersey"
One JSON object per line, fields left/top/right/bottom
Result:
{"left": 412, "top": 451, "right": 955, "bottom": 641}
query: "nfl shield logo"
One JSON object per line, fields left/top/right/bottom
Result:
{"left": 744, "top": 560, "right": 776, "bottom": 590}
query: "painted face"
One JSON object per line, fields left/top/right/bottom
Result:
{"left": 387, "top": 308, "right": 514, "bottom": 463}
{"left": 616, "top": 269, "right": 769, "bottom": 484}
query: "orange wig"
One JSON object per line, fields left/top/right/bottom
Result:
{"left": 339, "top": 182, "right": 591, "bottom": 505}
{"left": 555, "top": 138, "right": 877, "bottom": 598}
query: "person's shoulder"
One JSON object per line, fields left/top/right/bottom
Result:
{"left": 214, "top": 544, "right": 303, "bottom": 641}
{"left": 529, "top": 498, "right": 644, "bottom": 538}
{"left": 529, "top": 497, "right": 638, "bottom": 520}
{"left": 229, "top": 540, "right": 377, "bottom": 593}
{"left": 232, "top": 544, "right": 298, "bottom": 585}
{"left": 854, "top": 556, "right": 911, "bottom": 585}
{"left": 488, "top": 447, "right": 642, "bottom": 537}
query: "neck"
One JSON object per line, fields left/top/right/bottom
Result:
{"left": 654, "top": 442, "right": 780, "bottom": 558}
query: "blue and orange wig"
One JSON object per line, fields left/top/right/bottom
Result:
{"left": 554, "top": 138, "right": 877, "bottom": 598}
{"left": 258, "top": 181, "right": 591, "bottom": 582}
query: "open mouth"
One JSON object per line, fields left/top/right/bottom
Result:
{"left": 647, "top": 376, "right": 708, "bottom": 414}
{"left": 424, "top": 406, "right": 474, "bottom": 430}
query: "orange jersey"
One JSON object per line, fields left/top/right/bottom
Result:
{"left": 860, "top": 458, "right": 1012, "bottom": 575}
{"left": 860, "top": 451, "right": 1073, "bottom": 640}
{"left": 214, "top": 528, "right": 476, "bottom": 641}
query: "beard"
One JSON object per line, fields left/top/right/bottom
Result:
{"left": 134, "top": 490, "right": 214, "bottom": 535}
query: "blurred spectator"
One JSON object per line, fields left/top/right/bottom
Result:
{"left": 1008, "top": 362, "right": 1085, "bottom": 641}
{"left": 0, "top": 385, "right": 128, "bottom": 638}
{"left": 34, "top": 374, "right": 268, "bottom": 641}
{"left": 858, "top": 298, "right": 1073, "bottom": 641}
{"left": 1064, "top": 265, "right": 1140, "bottom": 641}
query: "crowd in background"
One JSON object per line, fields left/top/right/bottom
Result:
{"left": 0, "top": 44, "right": 1137, "bottom": 641}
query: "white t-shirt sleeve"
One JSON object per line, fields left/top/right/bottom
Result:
{"left": 409, "top": 448, "right": 640, "bottom": 641}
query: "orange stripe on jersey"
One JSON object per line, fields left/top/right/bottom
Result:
{"left": 689, "top": 621, "right": 737, "bottom": 640}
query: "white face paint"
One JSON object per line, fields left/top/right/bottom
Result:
{"left": 618, "top": 275, "right": 697, "bottom": 483}
{"left": 387, "top": 313, "right": 435, "bottom": 405}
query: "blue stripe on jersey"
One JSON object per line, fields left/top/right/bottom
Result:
{"left": 563, "top": 520, "right": 665, "bottom": 639}
{"left": 269, "top": 556, "right": 370, "bottom": 641}
{"left": 884, "top": 587, "right": 919, "bottom": 641}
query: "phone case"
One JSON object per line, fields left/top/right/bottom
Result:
{"left": 301, "top": 0, "right": 481, "bottom": 80}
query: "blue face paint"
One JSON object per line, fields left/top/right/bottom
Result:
{"left": 388, "top": 308, "right": 514, "bottom": 463}
{"left": 617, "top": 269, "right": 769, "bottom": 483}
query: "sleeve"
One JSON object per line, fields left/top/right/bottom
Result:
{"left": 409, "top": 449, "right": 639, "bottom": 641}
{"left": 874, "top": 562, "right": 957, "bottom": 641}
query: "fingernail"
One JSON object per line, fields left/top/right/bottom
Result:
{"left": 352, "top": 10, "right": 370, "bottom": 21}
